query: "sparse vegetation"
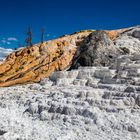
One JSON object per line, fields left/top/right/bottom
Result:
{"left": 25, "top": 26, "right": 33, "bottom": 47}
{"left": 41, "top": 27, "right": 45, "bottom": 43}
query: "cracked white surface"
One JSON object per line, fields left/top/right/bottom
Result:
{"left": 0, "top": 54, "right": 140, "bottom": 140}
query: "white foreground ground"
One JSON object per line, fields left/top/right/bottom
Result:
{"left": 0, "top": 83, "right": 140, "bottom": 140}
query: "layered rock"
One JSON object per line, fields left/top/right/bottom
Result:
{"left": 0, "top": 31, "right": 92, "bottom": 87}
{"left": 0, "top": 27, "right": 140, "bottom": 140}
{"left": 70, "top": 30, "right": 121, "bottom": 69}
{"left": 0, "top": 26, "right": 140, "bottom": 86}
{"left": 71, "top": 26, "right": 140, "bottom": 69}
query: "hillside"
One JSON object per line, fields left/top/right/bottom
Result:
{"left": 0, "top": 26, "right": 140, "bottom": 87}
{"left": 0, "top": 31, "right": 92, "bottom": 87}
{"left": 0, "top": 26, "right": 140, "bottom": 140}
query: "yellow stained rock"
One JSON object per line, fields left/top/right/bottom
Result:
{"left": 0, "top": 31, "right": 92, "bottom": 87}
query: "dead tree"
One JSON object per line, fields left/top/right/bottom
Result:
{"left": 25, "top": 27, "right": 33, "bottom": 47}
{"left": 41, "top": 27, "right": 45, "bottom": 43}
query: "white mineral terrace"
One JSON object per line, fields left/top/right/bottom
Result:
{"left": 0, "top": 54, "right": 140, "bottom": 140}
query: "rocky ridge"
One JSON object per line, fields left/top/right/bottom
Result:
{"left": 0, "top": 31, "right": 92, "bottom": 87}
{"left": 0, "top": 26, "right": 140, "bottom": 140}
{"left": 71, "top": 26, "right": 140, "bottom": 68}
{"left": 0, "top": 26, "right": 140, "bottom": 86}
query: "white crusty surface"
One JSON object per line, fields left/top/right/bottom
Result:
{"left": 0, "top": 54, "right": 140, "bottom": 140}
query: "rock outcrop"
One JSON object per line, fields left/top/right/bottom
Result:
{"left": 0, "top": 31, "right": 92, "bottom": 87}
{"left": 71, "top": 26, "right": 140, "bottom": 69}
{"left": 0, "top": 26, "right": 140, "bottom": 140}
{"left": 70, "top": 30, "right": 121, "bottom": 69}
{"left": 0, "top": 26, "right": 140, "bottom": 86}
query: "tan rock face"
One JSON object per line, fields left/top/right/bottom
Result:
{"left": 0, "top": 31, "right": 92, "bottom": 87}
{"left": 105, "top": 28, "right": 132, "bottom": 40}
{"left": 0, "top": 27, "right": 136, "bottom": 87}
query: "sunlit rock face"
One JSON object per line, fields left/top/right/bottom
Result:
{"left": 0, "top": 26, "right": 140, "bottom": 87}
{"left": 0, "top": 31, "right": 91, "bottom": 87}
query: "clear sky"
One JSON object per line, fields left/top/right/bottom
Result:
{"left": 0, "top": 0, "right": 140, "bottom": 49}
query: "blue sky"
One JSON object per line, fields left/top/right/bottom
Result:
{"left": 0, "top": 0, "right": 140, "bottom": 49}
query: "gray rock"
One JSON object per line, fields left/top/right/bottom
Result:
{"left": 27, "top": 102, "right": 39, "bottom": 115}
{"left": 40, "top": 111, "right": 51, "bottom": 121}
{"left": 132, "top": 30, "right": 140, "bottom": 38}
{"left": 62, "top": 106, "right": 76, "bottom": 115}
{"left": 70, "top": 30, "right": 121, "bottom": 69}
{"left": 39, "top": 78, "right": 53, "bottom": 86}
{"left": 136, "top": 95, "right": 140, "bottom": 106}
{"left": 124, "top": 86, "right": 135, "bottom": 93}
{"left": 48, "top": 104, "right": 57, "bottom": 113}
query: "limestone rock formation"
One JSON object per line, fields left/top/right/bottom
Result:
{"left": 71, "top": 26, "right": 140, "bottom": 69}
{"left": 0, "top": 26, "right": 140, "bottom": 87}
{"left": 0, "top": 26, "right": 140, "bottom": 140}
{"left": 70, "top": 30, "right": 121, "bottom": 69}
{"left": 0, "top": 31, "right": 92, "bottom": 87}
{"left": 115, "top": 26, "right": 140, "bottom": 53}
